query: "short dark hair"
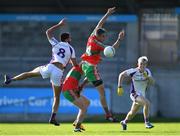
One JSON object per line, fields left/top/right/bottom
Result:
{"left": 96, "top": 28, "right": 107, "bottom": 36}
{"left": 61, "top": 32, "right": 70, "bottom": 42}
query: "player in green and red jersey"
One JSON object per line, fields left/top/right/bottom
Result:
{"left": 81, "top": 7, "right": 125, "bottom": 122}
{"left": 62, "top": 63, "right": 89, "bottom": 132}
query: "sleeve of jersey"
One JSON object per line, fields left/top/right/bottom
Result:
{"left": 146, "top": 68, "right": 152, "bottom": 77}
{"left": 48, "top": 37, "right": 59, "bottom": 46}
{"left": 125, "top": 68, "right": 136, "bottom": 76}
{"left": 94, "top": 39, "right": 106, "bottom": 50}
{"left": 71, "top": 47, "right": 76, "bottom": 58}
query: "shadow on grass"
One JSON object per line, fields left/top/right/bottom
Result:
{"left": 84, "top": 114, "right": 180, "bottom": 123}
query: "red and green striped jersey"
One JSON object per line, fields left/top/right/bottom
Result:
{"left": 81, "top": 35, "right": 106, "bottom": 65}
{"left": 62, "top": 65, "right": 83, "bottom": 92}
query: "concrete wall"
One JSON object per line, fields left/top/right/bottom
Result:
{"left": 126, "top": 22, "right": 139, "bottom": 63}
{"left": 155, "top": 72, "right": 180, "bottom": 117}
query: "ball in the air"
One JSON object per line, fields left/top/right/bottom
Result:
{"left": 104, "top": 46, "right": 115, "bottom": 57}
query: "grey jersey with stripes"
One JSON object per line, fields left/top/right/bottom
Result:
{"left": 125, "top": 68, "right": 152, "bottom": 96}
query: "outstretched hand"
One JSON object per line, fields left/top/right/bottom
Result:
{"left": 143, "top": 71, "right": 148, "bottom": 78}
{"left": 107, "top": 7, "right": 116, "bottom": 15}
{"left": 118, "top": 30, "right": 125, "bottom": 40}
{"left": 117, "top": 87, "right": 124, "bottom": 96}
{"left": 58, "top": 18, "right": 66, "bottom": 26}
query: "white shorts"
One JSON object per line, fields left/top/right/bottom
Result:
{"left": 130, "top": 92, "right": 145, "bottom": 105}
{"left": 131, "top": 91, "right": 144, "bottom": 100}
{"left": 39, "top": 64, "right": 63, "bottom": 86}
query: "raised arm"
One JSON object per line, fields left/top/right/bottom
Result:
{"left": 112, "top": 30, "right": 125, "bottom": 49}
{"left": 46, "top": 18, "right": 66, "bottom": 40}
{"left": 92, "top": 7, "right": 116, "bottom": 35}
{"left": 69, "top": 46, "right": 78, "bottom": 67}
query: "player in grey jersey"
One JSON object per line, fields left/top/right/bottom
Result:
{"left": 117, "top": 56, "right": 155, "bottom": 130}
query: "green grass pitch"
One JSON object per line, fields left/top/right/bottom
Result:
{"left": 0, "top": 123, "right": 180, "bottom": 136}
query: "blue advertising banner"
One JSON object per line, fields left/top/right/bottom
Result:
{"left": 0, "top": 88, "right": 110, "bottom": 114}
{"left": 0, "top": 14, "right": 137, "bottom": 22}
{"left": 175, "top": 7, "right": 180, "bottom": 14}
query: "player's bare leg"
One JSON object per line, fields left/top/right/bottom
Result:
{"left": 72, "top": 96, "right": 89, "bottom": 128}
{"left": 49, "top": 84, "right": 61, "bottom": 126}
{"left": 136, "top": 96, "right": 154, "bottom": 128}
{"left": 73, "top": 96, "right": 90, "bottom": 132}
{"left": 121, "top": 102, "right": 140, "bottom": 130}
{"left": 96, "top": 84, "right": 117, "bottom": 122}
{"left": 96, "top": 84, "right": 108, "bottom": 112}
{"left": 4, "top": 67, "right": 41, "bottom": 84}
{"left": 73, "top": 95, "right": 90, "bottom": 131}
{"left": 75, "top": 96, "right": 90, "bottom": 122}
{"left": 142, "top": 99, "right": 150, "bottom": 123}
{"left": 125, "top": 102, "right": 140, "bottom": 121}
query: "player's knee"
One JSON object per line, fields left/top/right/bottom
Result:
{"left": 92, "top": 80, "right": 103, "bottom": 87}
{"left": 24, "top": 72, "right": 31, "bottom": 76}
{"left": 54, "top": 95, "right": 60, "bottom": 101}
{"left": 86, "top": 100, "right": 90, "bottom": 107}
{"left": 26, "top": 71, "right": 40, "bottom": 77}
{"left": 128, "top": 111, "right": 133, "bottom": 116}
{"left": 100, "top": 94, "right": 105, "bottom": 101}
{"left": 84, "top": 98, "right": 90, "bottom": 106}
{"left": 81, "top": 105, "right": 87, "bottom": 112}
{"left": 144, "top": 100, "right": 150, "bottom": 107}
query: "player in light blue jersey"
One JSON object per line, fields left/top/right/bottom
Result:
{"left": 117, "top": 56, "right": 155, "bottom": 130}
{"left": 3, "top": 19, "right": 78, "bottom": 126}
